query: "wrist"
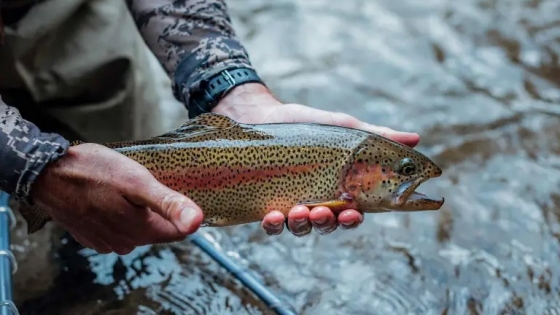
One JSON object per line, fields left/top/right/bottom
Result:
{"left": 212, "top": 83, "right": 283, "bottom": 121}
{"left": 184, "top": 67, "right": 267, "bottom": 119}
{"left": 29, "top": 144, "right": 77, "bottom": 203}
{"left": 4, "top": 135, "right": 69, "bottom": 203}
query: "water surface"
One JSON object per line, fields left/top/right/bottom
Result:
{"left": 13, "top": 0, "right": 560, "bottom": 314}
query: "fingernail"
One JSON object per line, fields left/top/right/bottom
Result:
{"left": 380, "top": 127, "right": 415, "bottom": 136}
{"left": 180, "top": 207, "right": 198, "bottom": 228}
{"left": 294, "top": 218, "right": 307, "bottom": 224}
{"left": 368, "top": 124, "right": 415, "bottom": 137}
{"left": 396, "top": 131, "right": 417, "bottom": 136}
{"left": 266, "top": 226, "right": 282, "bottom": 235}
{"left": 265, "top": 221, "right": 283, "bottom": 231}
{"left": 341, "top": 221, "right": 357, "bottom": 228}
{"left": 317, "top": 225, "right": 337, "bottom": 235}
{"left": 314, "top": 217, "right": 328, "bottom": 225}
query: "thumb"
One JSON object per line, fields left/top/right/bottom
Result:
{"left": 127, "top": 179, "right": 205, "bottom": 235}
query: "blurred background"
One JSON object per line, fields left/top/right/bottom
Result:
{"left": 11, "top": 0, "right": 560, "bottom": 314}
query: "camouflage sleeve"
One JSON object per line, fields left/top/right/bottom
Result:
{"left": 0, "top": 95, "right": 70, "bottom": 203}
{"left": 129, "top": 0, "right": 257, "bottom": 107}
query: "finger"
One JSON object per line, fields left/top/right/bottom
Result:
{"left": 331, "top": 113, "right": 419, "bottom": 148}
{"left": 81, "top": 208, "right": 142, "bottom": 253}
{"left": 125, "top": 178, "right": 204, "bottom": 235}
{"left": 145, "top": 211, "right": 193, "bottom": 244}
{"left": 90, "top": 229, "right": 131, "bottom": 254}
{"left": 88, "top": 199, "right": 156, "bottom": 246}
{"left": 71, "top": 232, "right": 111, "bottom": 254}
{"left": 71, "top": 234, "right": 95, "bottom": 249}
{"left": 109, "top": 203, "right": 188, "bottom": 245}
{"left": 262, "top": 210, "right": 285, "bottom": 235}
{"left": 287, "top": 205, "right": 312, "bottom": 237}
{"left": 308, "top": 206, "right": 337, "bottom": 235}
{"left": 337, "top": 209, "right": 364, "bottom": 230}
{"left": 283, "top": 105, "right": 420, "bottom": 147}
{"left": 113, "top": 246, "right": 136, "bottom": 256}
{"left": 355, "top": 122, "right": 420, "bottom": 148}
{"left": 94, "top": 223, "right": 142, "bottom": 252}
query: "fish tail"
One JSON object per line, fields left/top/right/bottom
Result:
{"left": 19, "top": 203, "right": 51, "bottom": 234}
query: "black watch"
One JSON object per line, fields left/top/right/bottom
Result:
{"left": 187, "top": 67, "right": 264, "bottom": 119}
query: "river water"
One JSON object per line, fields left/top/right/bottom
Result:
{"left": 12, "top": 0, "right": 560, "bottom": 314}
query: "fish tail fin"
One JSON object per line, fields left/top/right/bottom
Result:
{"left": 19, "top": 203, "right": 51, "bottom": 234}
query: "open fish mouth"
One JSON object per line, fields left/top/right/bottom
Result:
{"left": 392, "top": 177, "right": 444, "bottom": 210}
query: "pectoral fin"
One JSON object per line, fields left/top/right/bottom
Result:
{"left": 297, "top": 199, "right": 353, "bottom": 211}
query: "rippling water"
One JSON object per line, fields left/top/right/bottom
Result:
{"left": 13, "top": 0, "right": 560, "bottom": 314}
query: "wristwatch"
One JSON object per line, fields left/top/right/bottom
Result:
{"left": 187, "top": 67, "right": 264, "bottom": 119}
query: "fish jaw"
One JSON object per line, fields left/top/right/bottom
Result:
{"left": 339, "top": 137, "right": 445, "bottom": 213}
{"left": 347, "top": 171, "right": 444, "bottom": 213}
{"left": 388, "top": 176, "right": 444, "bottom": 211}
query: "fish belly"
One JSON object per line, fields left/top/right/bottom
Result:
{"left": 126, "top": 145, "right": 350, "bottom": 226}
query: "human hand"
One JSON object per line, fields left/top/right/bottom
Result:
{"left": 213, "top": 83, "right": 421, "bottom": 237}
{"left": 30, "top": 143, "right": 204, "bottom": 255}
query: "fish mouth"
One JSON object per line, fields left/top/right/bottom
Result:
{"left": 391, "top": 177, "right": 444, "bottom": 210}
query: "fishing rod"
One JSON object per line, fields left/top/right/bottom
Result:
{"left": 0, "top": 191, "right": 19, "bottom": 315}
{"left": 0, "top": 191, "right": 293, "bottom": 315}
{"left": 188, "top": 233, "right": 297, "bottom": 315}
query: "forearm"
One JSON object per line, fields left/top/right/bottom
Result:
{"left": 0, "top": 96, "right": 70, "bottom": 202}
{"left": 130, "top": 0, "right": 255, "bottom": 107}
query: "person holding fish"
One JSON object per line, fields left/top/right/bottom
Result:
{"left": 0, "top": 0, "right": 422, "bottom": 255}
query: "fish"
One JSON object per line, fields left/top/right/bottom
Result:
{"left": 20, "top": 113, "right": 444, "bottom": 234}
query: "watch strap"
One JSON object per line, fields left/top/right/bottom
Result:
{"left": 188, "top": 67, "right": 264, "bottom": 119}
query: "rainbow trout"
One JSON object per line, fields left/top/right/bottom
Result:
{"left": 21, "top": 113, "right": 444, "bottom": 233}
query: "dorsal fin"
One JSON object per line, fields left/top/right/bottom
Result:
{"left": 99, "top": 113, "right": 269, "bottom": 150}
{"left": 154, "top": 113, "right": 240, "bottom": 141}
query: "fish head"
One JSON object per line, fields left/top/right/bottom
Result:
{"left": 343, "top": 136, "right": 444, "bottom": 212}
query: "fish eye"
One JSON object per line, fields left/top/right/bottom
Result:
{"left": 397, "top": 158, "right": 417, "bottom": 176}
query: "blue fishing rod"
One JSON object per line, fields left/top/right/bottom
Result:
{"left": 0, "top": 191, "right": 293, "bottom": 315}
{"left": 0, "top": 191, "right": 19, "bottom": 315}
{"left": 188, "top": 233, "right": 297, "bottom": 315}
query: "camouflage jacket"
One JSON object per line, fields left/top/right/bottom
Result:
{"left": 0, "top": 0, "right": 255, "bottom": 202}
